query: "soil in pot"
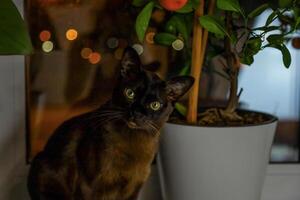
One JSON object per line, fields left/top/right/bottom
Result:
{"left": 169, "top": 107, "right": 277, "bottom": 127}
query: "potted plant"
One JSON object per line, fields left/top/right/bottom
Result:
{"left": 132, "top": 0, "right": 299, "bottom": 199}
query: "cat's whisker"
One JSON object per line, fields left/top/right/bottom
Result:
{"left": 94, "top": 114, "right": 123, "bottom": 124}
{"left": 148, "top": 121, "right": 159, "bottom": 130}
{"left": 93, "top": 114, "right": 125, "bottom": 129}
{"left": 145, "top": 121, "right": 159, "bottom": 136}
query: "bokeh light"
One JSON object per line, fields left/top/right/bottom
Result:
{"left": 42, "top": 41, "right": 54, "bottom": 53}
{"left": 152, "top": 9, "right": 165, "bottom": 23}
{"left": 114, "top": 48, "right": 125, "bottom": 60}
{"left": 89, "top": 52, "right": 101, "bottom": 64}
{"left": 66, "top": 29, "right": 78, "bottom": 41}
{"left": 172, "top": 39, "right": 184, "bottom": 51}
{"left": 39, "top": 30, "right": 51, "bottom": 42}
{"left": 146, "top": 32, "right": 156, "bottom": 44}
{"left": 132, "top": 44, "right": 144, "bottom": 55}
{"left": 107, "top": 37, "right": 119, "bottom": 49}
{"left": 81, "top": 48, "right": 92, "bottom": 59}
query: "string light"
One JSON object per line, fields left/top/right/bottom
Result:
{"left": 42, "top": 41, "right": 54, "bottom": 53}
{"left": 39, "top": 30, "right": 51, "bottom": 42}
{"left": 81, "top": 48, "right": 92, "bottom": 59}
{"left": 89, "top": 52, "right": 101, "bottom": 64}
{"left": 66, "top": 29, "right": 78, "bottom": 41}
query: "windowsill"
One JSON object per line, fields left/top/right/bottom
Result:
{"left": 267, "top": 164, "right": 300, "bottom": 175}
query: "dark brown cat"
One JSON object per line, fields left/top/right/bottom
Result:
{"left": 27, "top": 47, "right": 194, "bottom": 200}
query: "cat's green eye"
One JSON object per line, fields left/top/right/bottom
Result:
{"left": 149, "top": 101, "right": 161, "bottom": 111}
{"left": 124, "top": 88, "right": 135, "bottom": 100}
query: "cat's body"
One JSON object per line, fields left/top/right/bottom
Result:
{"left": 28, "top": 48, "right": 194, "bottom": 200}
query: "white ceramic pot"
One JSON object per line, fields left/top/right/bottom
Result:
{"left": 138, "top": 164, "right": 162, "bottom": 200}
{"left": 158, "top": 114, "right": 277, "bottom": 200}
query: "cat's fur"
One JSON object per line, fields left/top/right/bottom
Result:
{"left": 27, "top": 47, "right": 194, "bottom": 200}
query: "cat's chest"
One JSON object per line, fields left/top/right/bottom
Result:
{"left": 107, "top": 132, "right": 158, "bottom": 167}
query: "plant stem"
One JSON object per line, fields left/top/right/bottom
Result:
{"left": 224, "top": 12, "right": 240, "bottom": 113}
{"left": 187, "top": 0, "right": 205, "bottom": 124}
{"left": 200, "top": 0, "right": 216, "bottom": 61}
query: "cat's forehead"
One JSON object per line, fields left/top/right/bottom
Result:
{"left": 123, "top": 70, "right": 164, "bottom": 89}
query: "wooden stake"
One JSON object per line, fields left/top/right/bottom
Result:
{"left": 187, "top": 0, "right": 204, "bottom": 124}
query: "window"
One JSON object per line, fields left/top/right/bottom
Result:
{"left": 239, "top": 10, "right": 300, "bottom": 163}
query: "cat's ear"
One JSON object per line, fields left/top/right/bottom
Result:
{"left": 120, "top": 47, "right": 141, "bottom": 78}
{"left": 166, "top": 76, "right": 194, "bottom": 102}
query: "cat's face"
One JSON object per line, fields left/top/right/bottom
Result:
{"left": 111, "top": 48, "right": 194, "bottom": 133}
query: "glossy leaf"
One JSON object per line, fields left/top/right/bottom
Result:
{"left": 217, "top": 0, "right": 242, "bottom": 13}
{"left": 135, "top": 2, "right": 154, "bottom": 42}
{"left": 248, "top": 3, "right": 269, "bottom": 18}
{"left": 266, "top": 34, "right": 284, "bottom": 44}
{"left": 199, "top": 15, "right": 229, "bottom": 37}
{"left": 0, "top": 0, "right": 33, "bottom": 55}
{"left": 246, "top": 37, "right": 262, "bottom": 53}
{"left": 179, "top": 60, "right": 191, "bottom": 76}
{"left": 267, "top": 44, "right": 291, "bottom": 68}
{"left": 165, "top": 19, "right": 177, "bottom": 35}
{"left": 280, "top": 44, "right": 291, "bottom": 68}
{"left": 252, "top": 26, "right": 279, "bottom": 32}
{"left": 295, "top": 17, "right": 300, "bottom": 29}
{"left": 265, "top": 11, "right": 277, "bottom": 26}
{"left": 173, "top": 15, "right": 189, "bottom": 41}
{"left": 154, "top": 32, "right": 177, "bottom": 46}
{"left": 175, "top": 102, "right": 187, "bottom": 116}
{"left": 240, "top": 55, "right": 254, "bottom": 65}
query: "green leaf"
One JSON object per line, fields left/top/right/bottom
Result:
{"left": 176, "top": 1, "right": 194, "bottom": 13}
{"left": 191, "top": 0, "right": 200, "bottom": 9}
{"left": 280, "top": 44, "right": 291, "bottom": 68}
{"left": 179, "top": 60, "right": 191, "bottom": 76}
{"left": 172, "top": 15, "right": 189, "bottom": 41}
{"left": 265, "top": 11, "right": 277, "bottom": 26}
{"left": 248, "top": 3, "right": 269, "bottom": 18}
{"left": 266, "top": 34, "right": 284, "bottom": 44}
{"left": 278, "top": 0, "right": 293, "bottom": 8}
{"left": 240, "top": 55, "right": 254, "bottom": 65}
{"left": 266, "top": 44, "right": 291, "bottom": 68}
{"left": 165, "top": 19, "right": 177, "bottom": 35}
{"left": 217, "top": 0, "right": 242, "bottom": 13}
{"left": 132, "top": 0, "right": 149, "bottom": 7}
{"left": 246, "top": 37, "right": 262, "bottom": 53}
{"left": 0, "top": 0, "right": 33, "bottom": 55}
{"left": 199, "top": 15, "right": 229, "bottom": 37}
{"left": 295, "top": 17, "right": 300, "bottom": 29}
{"left": 252, "top": 26, "right": 279, "bottom": 32}
{"left": 135, "top": 2, "right": 154, "bottom": 42}
{"left": 175, "top": 102, "right": 187, "bottom": 116}
{"left": 154, "top": 32, "right": 177, "bottom": 46}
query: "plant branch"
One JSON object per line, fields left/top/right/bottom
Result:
{"left": 224, "top": 12, "right": 240, "bottom": 114}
